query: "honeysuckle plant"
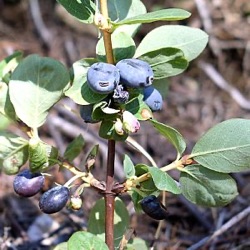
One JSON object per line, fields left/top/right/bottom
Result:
{"left": 0, "top": 0, "right": 250, "bottom": 249}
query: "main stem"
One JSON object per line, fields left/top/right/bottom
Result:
{"left": 105, "top": 140, "right": 116, "bottom": 249}
{"left": 99, "top": 0, "right": 116, "bottom": 249}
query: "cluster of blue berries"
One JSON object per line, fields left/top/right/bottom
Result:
{"left": 81, "top": 58, "right": 163, "bottom": 123}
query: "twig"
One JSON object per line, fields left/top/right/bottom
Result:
{"left": 194, "top": 0, "right": 212, "bottom": 33}
{"left": 187, "top": 206, "right": 250, "bottom": 250}
{"left": 46, "top": 116, "right": 66, "bottom": 155}
{"left": 199, "top": 60, "right": 250, "bottom": 110}
{"left": 209, "top": 206, "right": 250, "bottom": 241}
{"left": 126, "top": 136, "right": 157, "bottom": 167}
{"left": 29, "top": 0, "right": 52, "bottom": 47}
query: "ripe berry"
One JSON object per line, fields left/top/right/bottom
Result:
{"left": 13, "top": 169, "right": 45, "bottom": 197}
{"left": 39, "top": 186, "right": 70, "bottom": 214}
{"left": 87, "top": 62, "right": 120, "bottom": 94}
{"left": 80, "top": 104, "right": 99, "bottom": 123}
{"left": 116, "top": 59, "right": 154, "bottom": 88}
{"left": 140, "top": 195, "right": 168, "bottom": 220}
{"left": 143, "top": 86, "right": 163, "bottom": 111}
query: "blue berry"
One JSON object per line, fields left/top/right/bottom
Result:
{"left": 80, "top": 104, "right": 99, "bottom": 123}
{"left": 87, "top": 62, "right": 120, "bottom": 94}
{"left": 13, "top": 169, "right": 44, "bottom": 197}
{"left": 143, "top": 86, "right": 163, "bottom": 111}
{"left": 140, "top": 195, "right": 168, "bottom": 220}
{"left": 116, "top": 59, "right": 154, "bottom": 88}
{"left": 39, "top": 186, "right": 70, "bottom": 214}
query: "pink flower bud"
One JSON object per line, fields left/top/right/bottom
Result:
{"left": 122, "top": 111, "right": 140, "bottom": 133}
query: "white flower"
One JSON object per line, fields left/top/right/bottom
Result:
{"left": 114, "top": 118, "right": 124, "bottom": 135}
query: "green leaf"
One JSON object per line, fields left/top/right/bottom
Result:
{"left": 92, "top": 101, "right": 119, "bottom": 121}
{"left": 123, "top": 154, "right": 135, "bottom": 178}
{"left": 125, "top": 237, "right": 149, "bottom": 250}
{"left": 191, "top": 119, "right": 250, "bottom": 173}
{"left": 0, "top": 51, "right": 22, "bottom": 82}
{"left": 148, "top": 166, "right": 181, "bottom": 194}
{"left": 135, "top": 25, "right": 209, "bottom": 62}
{"left": 108, "top": 0, "right": 146, "bottom": 37}
{"left": 2, "top": 149, "right": 29, "bottom": 175}
{"left": 56, "top": 0, "right": 95, "bottom": 23}
{"left": 99, "top": 120, "right": 114, "bottom": 139}
{"left": 53, "top": 242, "right": 67, "bottom": 250}
{"left": 63, "top": 134, "right": 85, "bottom": 162}
{"left": 88, "top": 197, "right": 129, "bottom": 249}
{"left": 96, "top": 31, "right": 136, "bottom": 63}
{"left": 9, "top": 54, "right": 70, "bottom": 128}
{"left": 150, "top": 119, "right": 186, "bottom": 159}
{"left": 0, "top": 131, "right": 28, "bottom": 159}
{"left": 0, "top": 81, "right": 16, "bottom": 120}
{"left": 139, "top": 47, "right": 188, "bottom": 79}
{"left": 134, "top": 164, "right": 160, "bottom": 197}
{"left": 0, "top": 113, "right": 11, "bottom": 130}
{"left": 180, "top": 164, "right": 238, "bottom": 207}
{"left": 153, "top": 78, "right": 169, "bottom": 99}
{"left": 113, "top": 8, "right": 191, "bottom": 26}
{"left": 0, "top": 131, "right": 29, "bottom": 174}
{"left": 65, "top": 58, "right": 107, "bottom": 105}
{"left": 99, "top": 120, "right": 128, "bottom": 141}
{"left": 68, "top": 231, "right": 108, "bottom": 250}
{"left": 125, "top": 94, "right": 152, "bottom": 120}
{"left": 29, "top": 138, "right": 58, "bottom": 172}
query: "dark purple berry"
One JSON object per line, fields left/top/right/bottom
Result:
{"left": 13, "top": 169, "right": 44, "bottom": 197}
{"left": 143, "top": 86, "right": 163, "bottom": 111}
{"left": 140, "top": 195, "right": 168, "bottom": 220}
{"left": 39, "top": 186, "right": 70, "bottom": 214}
{"left": 87, "top": 62, "right": 120, "bottom": 94}
{"left": 116, "top": 59, "right": 154, "bottom": 88}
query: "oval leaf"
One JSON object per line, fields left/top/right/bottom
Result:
{"left": 63, "top": 134, "right": 85, "bottom": 162}
{"left": 150, "top": 119, "right": 186, "bottom": 159}
{"left": 114, "top": 8, "right": 191, "bottom": 26}
{"left": 0, "top": 81, "right": 16, "bottom": 120}
{"left": 9, "top": 54, "right": 70, "bottom": 128}
{"left": 148, "top": 166, "right": 181, "bottom": 194}
{"left": 135, "top": 25, "right": 208, "bottom": 62}
{"left": 96, "top": 31, "right": 136, "bottom": 63}
{"left": 88, "top": 197, "right": 129, "bottom": 249}
{"left": 57, "top": 0, "right": 95, "bottom": 23}
{"left": 139, "top": 47, "right": 188, "bottom": 79}
{"left": 180, "top": 164, "right": 238, "bottom": 207}
{"left": 0, "top": 51, "right": 22, "bottom": 81}
{"left": 108, "top": 0, "right": 146, "bottom": 37}
{"left": 68, "top": 231, "right": 108, "bottom": 250}
{"left": 123, "top": 154, "right": 135, "bottom": 178}
{"left": 0, "top": 131, "right": 29, "bottom": 174}
{"left": 0, "top": 131, "right": 28, "bottom": 160}
{"left": 191, "top": 119, "right": 250, "bottom": 173}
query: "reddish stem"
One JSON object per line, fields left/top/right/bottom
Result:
{"left": 105, "top": 140, "right": 116, "bottom": 249}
